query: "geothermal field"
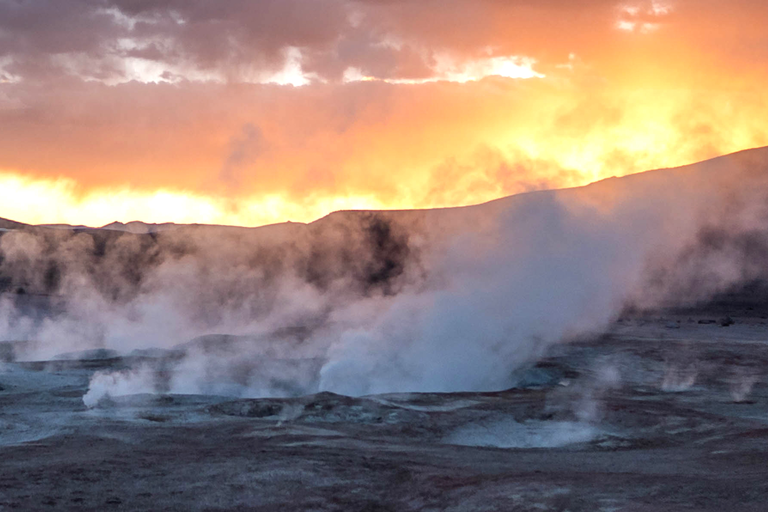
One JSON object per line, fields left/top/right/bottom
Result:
{"left": 3, "top": 148, "right": 768, "bottom": 510}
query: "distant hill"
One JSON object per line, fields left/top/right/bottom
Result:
{"left": 101, "top": 221, "right": 181, "bottom": 234}
{"left": 2, "top": 145, "right": 766, "bottom": 237}
{"left": 0, "top": 217, "right": 27, "bottom": 230}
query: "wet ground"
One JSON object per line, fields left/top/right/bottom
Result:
{"left": 2, "top": 315, "right": 768, "bottom": 511}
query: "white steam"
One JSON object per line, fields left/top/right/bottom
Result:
{"left": 443, "top": 419, "right": 598, "bottom": 449}
{"left": 82, "top": 366, "right": 157, "bottom": 408}
{"left": 319, "top": 194, "right": 645, "bottom": 394}
{"left": 0, "top": 148, "right": 767, "bottom": 404}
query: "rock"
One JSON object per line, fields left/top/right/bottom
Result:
{"left": 720, "top": 316, "right": 735, "bottom": 327}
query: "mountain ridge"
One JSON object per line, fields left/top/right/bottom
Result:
{"left": 2, "top": 145, "right": 767, "bottom": 232}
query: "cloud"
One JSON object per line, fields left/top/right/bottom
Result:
{"left": 0, "top": 0, "right": 674, "bottom": 84}
{"left": 0, "top": 0, "right": 767, "bottom": 225}
{"left": 219, "top": 123, "right": 268, "bottom": 190}
{"left": 1, "top": 70, "right": 767, "bottom": 226}
{"left": 1, "top": 0, "right": 766, "bottom": 86}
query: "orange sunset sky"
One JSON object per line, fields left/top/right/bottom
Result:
{"left": 1, "top": 0, "right": 767, "bottom": 227}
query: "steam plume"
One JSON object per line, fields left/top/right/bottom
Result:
{"left": 1, "top": 148, "right": 768, "bottom": 402}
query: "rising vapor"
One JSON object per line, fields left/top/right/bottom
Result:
{"left": 1, "top": 148, "right": 768, "bottom": 403}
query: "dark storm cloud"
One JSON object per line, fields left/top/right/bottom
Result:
{"left": 3, "top": 0, "right": 765, "bottom": 85}
{"left": 0, "top": 0, "right": 121, "bottom": 80}
{"left": 0, "top": 0, "right": 623, "bottom": 83}
{"left": 0, "top": 0, "right": 349, "bottom": 81}
{"left": 112, "top": 0, "right": 349, "bottom": 70}
{"left": 0, "top": 0, "right": 111, "bottom": 55}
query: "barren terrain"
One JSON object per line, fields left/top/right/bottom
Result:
{"left": 3, "top": 309, "right": 768, "bottom": 511}
{"left": 3, "top": 149, "right": 768, "bottom": 510}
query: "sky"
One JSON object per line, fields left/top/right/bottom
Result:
{"left": 1, "top": 0, "right": 767, "bottom": 227}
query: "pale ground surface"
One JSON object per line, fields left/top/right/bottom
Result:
{"left": 2, "top": 313, "right": 768, "bottom": 511}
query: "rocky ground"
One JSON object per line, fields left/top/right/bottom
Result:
{"left": 2, "top": 312, "right": 768, "bottom": 511}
